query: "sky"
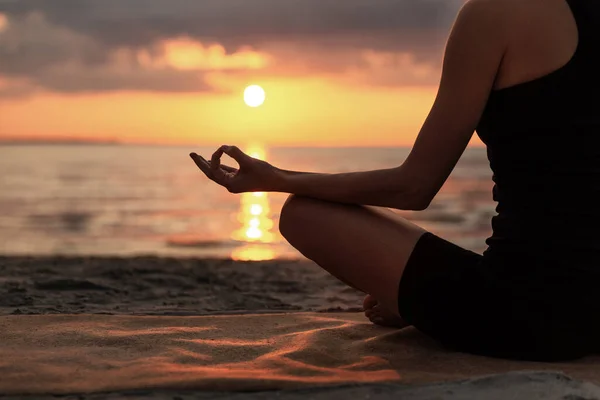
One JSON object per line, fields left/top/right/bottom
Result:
{"left": 0, "top": 0, "right": 471, "bottom": 147}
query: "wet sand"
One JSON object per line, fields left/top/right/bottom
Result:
{"left": 0, "top": 256, "right": 364, "bottom": 316}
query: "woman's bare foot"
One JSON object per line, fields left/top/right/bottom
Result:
{"left": 363, "top": 294, "right": 410, "bottom": 328}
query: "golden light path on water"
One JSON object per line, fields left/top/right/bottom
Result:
{"left": 230, "top": 145, "right": 278, "bottom": 261}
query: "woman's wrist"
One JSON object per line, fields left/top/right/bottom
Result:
{"left": 268, "top": 167, "right": 290, "bottom": 193}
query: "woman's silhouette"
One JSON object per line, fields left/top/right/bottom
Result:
{"left": 191, "top": 0, "right": 600, "bottom": 361}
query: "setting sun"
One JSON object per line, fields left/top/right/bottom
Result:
{"left": 244, "top": 85, "right": 266, "bottom": 108}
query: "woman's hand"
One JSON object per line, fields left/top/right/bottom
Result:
{"left": 190, "top": 145, "right": 281, "bottom": 193}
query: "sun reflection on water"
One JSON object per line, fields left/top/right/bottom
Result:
{"left": 230, "top": 245, "right": 276, "bottom": 262}
{"left": 231, "top": 145, "right": 278, "bottom": 261}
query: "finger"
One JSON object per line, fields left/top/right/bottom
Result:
{"left": 197, "top": 153, "right": 231, "bottom": 185}
{"left": 211, "top": 147, "right": 225, "bottom": 170}
{"left": 221, "top": 145, "right": 251, "bottom": 165}
{"left": 208, "top": 160, "right": 238, "bottom": 173}
{"left": 190, "top": 153, "right": 222, "bottom": 183}
{"left": 221, "top": 164, "right": 238, "bottom": 173}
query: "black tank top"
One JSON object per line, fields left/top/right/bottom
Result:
{"left": 476, "top": 0, "right": 600, "bottom": 274}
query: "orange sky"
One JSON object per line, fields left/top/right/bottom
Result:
{"left": 0, "top": 80, "right": 441, "bottom": 147}
{"left": 0, "top": 2, "right": 478, "bottom": 147}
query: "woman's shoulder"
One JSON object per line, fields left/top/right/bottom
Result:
{"left": 456, "top": 0, "right": 515, "bottom": 31}
{"left": 461, "top": 0, "right": 568, "bottom": 22}
{"left": 450, "top": 0, "right": 517, "bottom": 47}
{"left": 458, "top": 0, "right": 565, "bottom": 42}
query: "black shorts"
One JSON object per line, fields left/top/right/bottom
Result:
{"left": 397, "top": 232, "right": 598, "bottom": 362}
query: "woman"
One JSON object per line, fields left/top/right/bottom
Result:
{"left": 191, "top": 0, "right": 600, "bottom": 362}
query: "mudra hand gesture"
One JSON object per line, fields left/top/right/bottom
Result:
{"left": 190, "top": 145, "right": 280, "bottom": 194}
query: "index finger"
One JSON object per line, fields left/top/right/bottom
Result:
{"left": 190, "top": 153, "right": 213, "bottom": 178}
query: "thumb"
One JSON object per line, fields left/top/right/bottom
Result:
{"left": 222, "top": 145, "right": 252, "bottom": 165}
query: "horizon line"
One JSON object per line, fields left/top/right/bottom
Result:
{"left": 0, "top": 138, "right": 486, "bottom": 149}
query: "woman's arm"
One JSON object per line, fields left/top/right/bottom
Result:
{"left": 272, "top": 166, "right": 426, "bottom": 210}
{"left": 193, "top": 0, "right": 508, "bottom": 209}
{"left": 270, "top": 0, "right": 509, "bottom": 209}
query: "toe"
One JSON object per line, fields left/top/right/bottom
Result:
{"left": 368, "top": 306, "right": 382, "bottom": 322}
{"left": 363, "top": 294, "right": 378, "bottom": 311}
{"left": 364, "top": 294, "right": 405, "bottom": 328}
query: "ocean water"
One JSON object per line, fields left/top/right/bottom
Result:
{"left": 0, "top": 145, "right": 495, "bottom": 260}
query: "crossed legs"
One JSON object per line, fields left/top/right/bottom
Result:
{"left": 279, "top": 195, "right": 426, "bottom": 327}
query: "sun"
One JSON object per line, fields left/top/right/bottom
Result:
{"left": 244, "top": 85, "right": 266, "bottom": 108}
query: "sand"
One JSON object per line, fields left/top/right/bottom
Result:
{"left": 1, "top": 256, "right": 600, "bottom": 399}
{"left": 0, "top": 256, "right": 364, "bottom": 316}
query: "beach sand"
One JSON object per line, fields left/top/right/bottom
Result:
{"left": 1, "top": 256, "right": 599, "bottom": 399}
{"left": 0, "top": 256, "right": 364, "bottom": 316}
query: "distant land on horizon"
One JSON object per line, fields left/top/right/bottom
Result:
{"left": 0, "top": 137, "right": 485, "bottom": 149}
{"left": 0, "top": 137, "right": 123, "bottom": 146}
{"left": 0, "top": 138, "right": 420, "bottom": 149}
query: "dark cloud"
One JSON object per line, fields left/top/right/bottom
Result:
{"left": 34, "top": 68, "right": 213, "bottom": 94}
{"left": 0, "top": 0, "right": 463, "bottom": 97}
{"left": 1, "top": 0, "right": 462, "bottom": 49}
{"left": 0, "top": 12, "right": 107, "bottom": 75}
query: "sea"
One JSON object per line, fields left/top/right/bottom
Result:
{"left": 0, "top": 145, "right": 495, "bottom": 261}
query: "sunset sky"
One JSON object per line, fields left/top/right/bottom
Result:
{"left": 0, "top": 0, "right": 474, "bottom": 147}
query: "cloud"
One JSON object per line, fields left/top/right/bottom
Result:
{"left": 0, "top": 12, "right": 104, "bottom": 76}
{"left": 0, "top": 12, "right": 7, "bottom": 32}
{"left": 0, "top": 75, "right": 32, "bottom": 98}
{"left": 1, "top": 0, "right": 461, "bottom": 52}
{"left": 0, "top": 0, "right": 464, "bottom": 97}
{"left": 345, "top": 50, "right": 440, "bottom": 87}
{"left": 152, "top": 38, "right": 271, "bottom": 71}
{"left": 0, "top": 12, "right": 270, "bottom": 96}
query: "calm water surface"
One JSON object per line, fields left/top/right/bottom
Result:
{"left": 0, "top": 145, "right": 494, "bottom": 260}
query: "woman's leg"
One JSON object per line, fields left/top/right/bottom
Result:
{"left": 279, "top": 195, "right": 426, "bottom": 326}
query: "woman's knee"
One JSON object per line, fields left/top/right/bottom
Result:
{"left": 279, "top": 195, "right": 309, "bottom": 239}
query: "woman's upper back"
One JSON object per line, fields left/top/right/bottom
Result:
{"left": 476, "top": 0, "right": 600, "bottom": 265}
{"left": 478, "top": 0, "right": 600, "bottom": 147}
{"left": 492, "top": 0, "right": 581, "bottom": 92}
